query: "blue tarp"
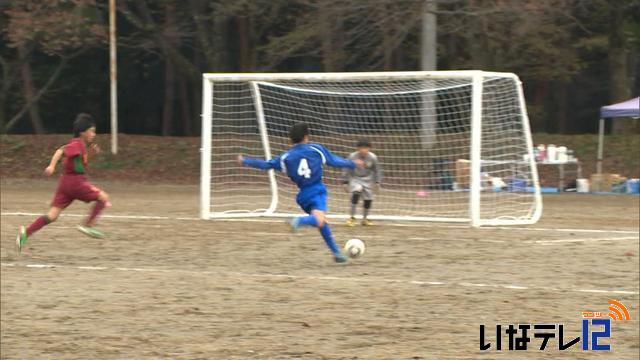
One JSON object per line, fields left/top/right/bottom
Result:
{"left": 600, "top": 97, "right": 640, "bottom": 118}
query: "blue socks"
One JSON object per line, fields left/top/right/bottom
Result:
{"left": 319, "top": 223, "right": 340, "bottom": 255}
{"left": 297, "top": 215, "right": 319, "bottom": 227}
{"left": 295, "top": 215, "right": 340, "bottom": 255}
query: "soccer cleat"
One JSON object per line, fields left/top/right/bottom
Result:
{"left": 77, "top": 225, "right": 105, "bottom": 239}
{"left": 346, "top": 217, "right": 356, "bottom": 227}
{"left": 334, "top": 252, "right": 348, "bottom": 263}
{"left": 16, "top": 226, "right": 27, "bottom": 253}
{"left": 361, "top": 219, "right": 374, "bottom": 226}
{"left": 288, "top": 217, "right": 301, "bottom": 233}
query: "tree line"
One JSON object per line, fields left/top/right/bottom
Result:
{"left": 1, "top": 0, "right": 638, "bottom": 136}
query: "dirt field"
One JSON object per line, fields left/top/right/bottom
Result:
{"left": 1, "top": 179, "right": 638, "bottom": 359}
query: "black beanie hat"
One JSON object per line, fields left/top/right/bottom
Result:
{"left": 357, "top": 138, "right": 371, "bottom": 148}
{"left": 73, "top": 113, "right": 95, "bottom": 137}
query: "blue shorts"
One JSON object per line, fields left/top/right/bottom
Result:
{"left": 296, "top": 186, "right": 328, "bottom": 214}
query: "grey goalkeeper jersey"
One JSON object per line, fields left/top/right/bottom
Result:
{"left": 343, "top": 151, "right": 382, "bottom": 185}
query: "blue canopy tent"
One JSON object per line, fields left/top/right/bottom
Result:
{"left": 597, "top": 97, "right": 640, "bottom": 174}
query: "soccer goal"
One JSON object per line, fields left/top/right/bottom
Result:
{"left": 200, "top": 71, "right": 541, "bottom": 226}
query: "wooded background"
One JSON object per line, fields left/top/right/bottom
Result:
{"left": 1, "top": 0, "right": 638, "bottom": 136}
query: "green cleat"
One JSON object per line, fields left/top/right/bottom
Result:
{"left": 16, "top": 226, "right": 27, "bottom": 254}
{"left": 334, "top": 253, "right": 348, "bottom": 263}
{"left": 77, "top": 225, "right": 105, "bottom": 239}
{"left": 288, "top": 217, "right": 301, "bottom": 233}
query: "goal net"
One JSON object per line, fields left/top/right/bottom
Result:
{"left": 200, "top": 71, "right": 541, "bottom": 226}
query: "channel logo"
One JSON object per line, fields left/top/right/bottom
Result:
{"left": 582, "top": 299, "right": 631, "bottom": 321}
{"left": 481, "top": 299, "right": 631, "bottom": 351}
{"left": 608, "top": 299, "right": 630, "bottom": 321}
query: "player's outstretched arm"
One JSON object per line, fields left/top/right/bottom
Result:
{"left": 237, "top": 154, "right": 282, "bottom": 171}
{"left": 44, "top": 147, "right": 64, "bottom": 176}
{"left": 317, "top": 145, "right": 363, "bottom": 169}
{"left": 89, "top": 143, "right": 101, "bottom": 156}
{"left": 372, "top": 154, "right": 383, "bottom": 192}
{"left": 372, "top": 154, "right": 383, "bottom": 184}
{"left": 341, "top": 152, "right": 355, "bottom": 190}
{"left": 342, "top": 167, "right": 352, "bottom": 185}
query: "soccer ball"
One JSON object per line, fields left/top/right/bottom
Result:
{"left": 344, "top": 238, "right": 365, "bottom": 258}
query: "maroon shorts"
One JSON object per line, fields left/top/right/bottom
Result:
{"left": 51, "top": 175, "right": 101, "bottom": 209}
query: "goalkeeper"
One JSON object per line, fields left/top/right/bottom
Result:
{"left": 343, "top": 139, "right": 382, "bottom": 226}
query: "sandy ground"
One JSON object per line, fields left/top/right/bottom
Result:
{"left": 1, "top": 179, "right": 638, "bottom": 359}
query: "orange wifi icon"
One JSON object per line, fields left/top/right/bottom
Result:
{"left": 608, "top": 299, "right": 631, "bottom": 321}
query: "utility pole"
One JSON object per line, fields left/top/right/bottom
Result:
{"left": 420, "top": 0, "right": 437, "bottom": 149}
{"left": 421, "top": 0, "right": 437, "bottom": 71}
{"left": 109, "top": 0, "right": 118, "bottom": 154}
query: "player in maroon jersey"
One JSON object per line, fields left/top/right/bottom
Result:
{"left": 16, "top": 114, "right": 111, "bottom": 253}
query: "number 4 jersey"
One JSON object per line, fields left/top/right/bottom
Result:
{"left": 242, "top": 143, "right": 356, "bottom": 194}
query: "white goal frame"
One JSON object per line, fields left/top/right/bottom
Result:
{"left": 201, "top": 71, "right": 542, "bottom": 226}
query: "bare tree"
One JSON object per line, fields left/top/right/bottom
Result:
{"left": 606, "top": 0, "right": 637, "bottom": 133}
{"left": 3, "top": 0, "right": 104, "bottom": 133}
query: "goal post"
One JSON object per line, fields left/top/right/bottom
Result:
{"left": 200, "top": 71, "right": 542, "bottom": 226}
{"left": 249, "top": 81, "right": 279, "bottom": 214}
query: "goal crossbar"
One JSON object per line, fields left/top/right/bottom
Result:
{"left": 203, "top": 70, "right": 517, "bottom": 82}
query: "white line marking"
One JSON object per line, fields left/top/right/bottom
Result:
{"left": 458, "top": 282, "right": 492, "bottom": 288}
{"left": 409, "top": 237, "right": 507, "bottom": 243}
{"left": 539, "top": 287, "right": 561, "bottom": 292}
{"left": 39, "top": 223, "right": 634, "bottom": 246}
{"left": 204, "top": 230, "right": 296, "bottom": 237}
{"left": 2, "top": 211, "right": 638, "bottom": 234}
{"left": 503, "top": 227, "right": 639, "bottom": 234}
{"left": 114, "top": 267, "right": 171, "bottom": 273}
{"left": 194, "top": 229, "right": 393, "bottom": 240}
{"left": 1, "top": 212, "right": 176, "bottom": 220}
{"left": 533, "top": 236, "right": 638, "bottom": 245}
{"left": 2, "top": 262, "right": 637, "bottom": 295}
{"left": 502, "top": 285, "right": 529, "bottom": 290}
{"left": 405, "top": 224, "right": 639, "bottom": 234}
{"left": 12, "top": 223, "right": 633, "bottom": 246}
{"left": 26, "top": 264, "right": 55, "bottom": 268}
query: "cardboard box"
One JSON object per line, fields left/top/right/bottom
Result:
{"left": 455, "top": 159, "right": 470, "bottom": 189}
{"left": 590, "top": 173, "right": 626, "bottom": 192}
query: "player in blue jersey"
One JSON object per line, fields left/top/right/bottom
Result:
{"left": 237, "top": 123, "right": 363, "bottom": 263}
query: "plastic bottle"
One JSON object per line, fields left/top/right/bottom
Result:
{"left": 536, "top": 144, "right": 546, "bottom": 162}
{"left": 547, "top": 144, "right": 557, "bottom": 162}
